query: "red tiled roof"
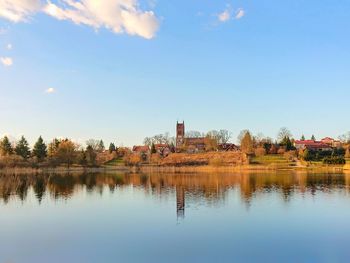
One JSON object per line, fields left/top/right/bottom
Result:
{"left": 322, "top": 137, "right": 334, "bottom": 141}
{"left": 295, "top": 140, "right": 331, "bottom": 148}
{"left": 132, "top": 145, "right": 149, "bottom": 152}
{"left": 295, "top": 140, "right": 317, "bottom": 145}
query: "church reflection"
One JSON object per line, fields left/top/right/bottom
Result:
{"left": 1, "top": 172, "right": 350, "bottom": 218}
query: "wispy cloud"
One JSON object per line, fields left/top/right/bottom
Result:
{"left": 235, "top": 8, "right": 245, "bottom": 20}
{"left": 6, "top": 43, "right": 12, "bottom": 50}
{"left": 0, "top": 0, "right": 160, "bottom": 39}
{"left": 0, "top": 0, "right": 41, "bottom": 22}
{"left": 218, "top": 8, "right": 231, "bottom": 23}
{"left": 45, "top": 87, "right": 56, "bottom": 94}
{"left": 0, "top": 57, "right": 13, "bottom": 66}
{"left": 217, "top": 6, "right": 245, "bottom": 23}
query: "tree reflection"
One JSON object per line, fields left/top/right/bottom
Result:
{"left": 0, "top": 172, "right": 349, "bottom": 214}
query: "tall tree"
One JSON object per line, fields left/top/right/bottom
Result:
{"left": 15, "top": 136, "right": 31, "bottom": 159}
{"left": 86, "top": 139, "right": 100, "bottom": 151}
{"left": 109, "top": 143, "right": 116, "bottom": 153}
{"left": 280, "top": 136, "right": 293, "bottom": 151}
{"left": 301, "top": 135, "right": 305, "bottom": 141}
{"left": 311, "top": 135, "right": 316, "bottom": 141}
{"left": 0, "top": 136, "right": 13, "bottom": 155}
{"left": 56, "top": 140, "right": 77, "bottom": 168}
{"left": 217, "top": 129, "right": 232, "bottom": 144}
{"left": 277, "top": 127, "right": 292, "bottom": 143}
{"left": 86, "top": 145, "right": 97, "bottom": 166}
{"left": 32, "top": 136, "right": 47, "bottom": 161}
{"left": 48, "top": 138, "right": 60, "bottom": 157}
{"left": 98, "top": 140, "right": 105, "bottom": 152}
{"left": 240, "top": 131, "right": 254, "bottom": 154}
{"left": 151, "top": 143, "right": 156, "bottom": 154}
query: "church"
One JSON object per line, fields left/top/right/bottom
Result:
{"left": 176, "top": 121, "right": 206, "bottom": 152}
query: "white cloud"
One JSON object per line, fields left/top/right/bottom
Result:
{"left": 0, "top": 0, "right": 159, "bottom": 39}
{"left": 218, "top": 8, "right": 231, "bottom": 22}
{"left": 0, "top": 0, "right": 42, "bottom": 22}
{"left": 235, "top": 8, "right": 245, "bottom": 20}
{"left": 0, "top": 57, "right": 13, "bottom": 66}
{"left": 217, "top": 6, "right": 245, "bottom": 23}
{"left": 6, "top": 43, "right": 12, "bottom": 50}
{"left": 43, "top": 0, "right": 160, "bottom": 39}
{"left": 45, "top": 87, "right": 55, "bottom": 93}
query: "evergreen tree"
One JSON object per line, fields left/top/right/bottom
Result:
{"left": 98, "top": 140, "right": 105, "bottom": 152}
{"left": 280, "top": 136, "right": 293, "bottom": 151}
{"left": 109, "top": 143, "right": 116, "bottom": 153}
{"left": 303, "top": 149, "right": 311, "bottom": 161}
{"left": 33, "top": 136, "right": 47, "bottom": 161}
{"left": 86, "top": 145, "right": 97, "bottom": 166}
{"left": 311, "top": 135, "right": 316, "bottom": 141}
{"left": 0, "top": 136, "right": 13, "bottom": 155}
{"left": 301, "top": 135, "right": 305, "bottom": 141}
{"left": 151, "top": 143, "right": 156, "bottom": 154}
{"left": 15, "top": 136, "right": 31, "bottom": 159}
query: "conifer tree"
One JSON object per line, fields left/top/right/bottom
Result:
{"left": 109, "top": 143, "right": 116, "bottom": 153}
{"left": 98, "top": 140, "right": 105, "bottom": 152}
{"left": 311, "top": 135, "right": 316, "bottom": 141}
{"left": 15, "top": 136, "right": 31, "bottom": 159}
{"left": 0, "top": 136, "right": 13, "bottom": 155}
{"left": 151, "top": 143, "right": 156, "bottom": 154}
{"left": 301, "top": 135, "right": 305, "bottom": 141}
{"left": 33, "top": 136, "right": 47, "bottom": 161}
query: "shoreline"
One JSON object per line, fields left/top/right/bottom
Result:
{"left": 1, "top": 163, "right": 348, "bottom": 174}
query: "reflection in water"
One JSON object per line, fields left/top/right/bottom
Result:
{"left": 1, "top": 172, "right": 349, "bottom": 217}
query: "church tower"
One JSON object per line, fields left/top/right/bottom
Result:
{"left": 176, "top": 121, "right": 185, "bottom": 149}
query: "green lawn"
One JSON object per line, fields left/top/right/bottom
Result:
{"left": 252, "top": 155, "right": 290, "bottom": 165}
{"left": 104, "top": 158, "right": 125, "bottom": 166}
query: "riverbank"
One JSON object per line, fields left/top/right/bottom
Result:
{"left": 0, "top": 166, "right": 130, "bottom": 175}
{"left": 1, "top": 161, "right": 348, "bottom": 174}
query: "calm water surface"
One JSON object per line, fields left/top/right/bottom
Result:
{"left": 1, "top": 172, "right": 350, "bottom": 263}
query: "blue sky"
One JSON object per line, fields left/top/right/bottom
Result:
{"left": 1, "top": 0, "right": 350, "bottom": 146}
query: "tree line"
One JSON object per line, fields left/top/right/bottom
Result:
{"left": 0, "top": 136, "right": 119, "bottom": 168}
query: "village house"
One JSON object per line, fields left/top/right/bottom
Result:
{"left": 132, "top": 145, "right": 150, "bottom": 154}
{"left": 154, "top": 144, "right": 172, "bottom": 157}
{"left": 294, "top": 140, "right": 333, "bottom": 152}
{"left": 218, "top": 143, "right": 239, "bottom": 152}
{"left": 321, "top": 137, "right": 342, "bottom": 148}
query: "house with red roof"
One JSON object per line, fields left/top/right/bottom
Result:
{"left": 294, "top": 140, "right": 333, "bottom": 152}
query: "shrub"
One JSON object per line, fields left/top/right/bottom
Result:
{"left": 323, "top": 156, "right": 346, "bottom": 165}
{"left": 255, "top": 147, "right": 266, "bottom": 157}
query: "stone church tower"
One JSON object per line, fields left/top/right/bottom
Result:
{"left": 176, "top": 121, "right": 185, "bottom": 149}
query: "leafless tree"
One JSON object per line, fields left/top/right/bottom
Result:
{"left": 277, "top": 127, "right": 292, "bottom": 143}
{"left": 186, "top": 130, "right": 204, "bottom": 138}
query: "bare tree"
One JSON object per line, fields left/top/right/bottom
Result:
{"left": 218, "top": 129, "right": 232, "bottom": 144}
{"left": 144, "top": 133, "right": 175, "bottom": 146}
{"left": 186, "top": 130, "right": 203, "bottom": 138}
{"left": 277, "top": 127, "right": 292, "bottom": 143}
{"left": 237, "top": 129, "right": 250, "bottom": 145}
{"left": 339, "top": 132, "right": 350, "bottom": 144}
{"left": 86, "top": 139, "right": 100, "bottom": 151}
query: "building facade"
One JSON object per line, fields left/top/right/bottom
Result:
{"left": 176, "top": 121, "right": 206, "bottom": 152}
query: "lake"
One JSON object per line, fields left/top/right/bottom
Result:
{"left": 1, "top": 172, "right": 350, "bottom": 263}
